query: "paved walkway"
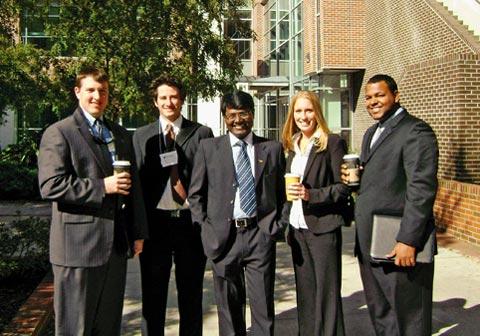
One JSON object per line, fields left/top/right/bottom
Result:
{"left": 121, "top": 225, "right": 480, "bottom": 336}
{"left": 2, "top": 203, "right": 478, "bottom": 335}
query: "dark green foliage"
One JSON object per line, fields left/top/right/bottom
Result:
{"left": 0, "top": 217, "right": 50, "bottom": 280}
{"left": 0, "top": 0, "right": 249, "bottom": 126}
{"left": 0, "top": 132, "right": 40, "bottom": 200}
{"left": 0, "top": 162, "right": 39, "bottom": 200}
{"left": 0, "top": 132, "right": 40, "bottom": 168}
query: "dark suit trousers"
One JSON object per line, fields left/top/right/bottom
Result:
{"left": 139, "top": 210, "right": 206, "bottom": 336}
{"left": 211, "top": 225, "right": 276, "bottom": 336}
{"left": 290, "top": 227, "right": 345, "bottom": 336}
{"left": 358, "top": 255, "right": 434, "bottom": 336}
{"left": 52, "top": 248, "right": 127, "bottom": 336}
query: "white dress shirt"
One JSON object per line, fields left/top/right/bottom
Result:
{"left": 370, "top": 107, "right": 404, "bottom": 148}
{"left": 289, "top": 131, "right": 322, "bottom": 230}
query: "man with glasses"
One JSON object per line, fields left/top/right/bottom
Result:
{"left": 189, "top": 90, "right": 286, "bottom": 336}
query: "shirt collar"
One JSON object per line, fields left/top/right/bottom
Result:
{"left": 292, "top": 129, "right": 322, "bottom": 142}
{"left": 159, "top": 115, "right": 183, "bottom": 133}
{"left": 378, "top": 107, "right": 404, "bottom": 128}
{"left": 229, "top": 131, "right": 253, "bottom": 148}
{"left": 80, "top": 106, "right": 103, "bottom": 126}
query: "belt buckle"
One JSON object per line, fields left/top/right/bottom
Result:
{"left": 171, "top": 210, "right": 181, "bottom": 218}
{"left": 235, "top": 218, "right": 248, "bottom": 228}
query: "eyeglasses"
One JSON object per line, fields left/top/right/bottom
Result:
{"left": 224, "top": 111, "right": 251, "bottom": 121}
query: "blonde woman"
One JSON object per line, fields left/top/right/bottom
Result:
{"left": 281, "top": 91, "right": 350, "bottom": 336}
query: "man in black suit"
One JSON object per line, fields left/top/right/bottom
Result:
{"left": 132, "top": 77, "right": 213, "bottom": 335}
{"left": 345, "top": 74, "right": 438, "bottom": 336}
{"left": 38, "top": 67, "right": 148, "bottom": 335}
{"left": 188, "top": 91, "right": 286, "bottom": 336}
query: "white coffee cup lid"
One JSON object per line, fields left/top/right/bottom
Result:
{"left": 343, "top": 154, "right": 359, "bottom": 159}
{"left": 113, "top": 160, "right": 131, "bottom": 166}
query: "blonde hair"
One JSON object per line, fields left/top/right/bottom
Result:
{"left": 281, "top": 91, "right": 330, "bottom": 152}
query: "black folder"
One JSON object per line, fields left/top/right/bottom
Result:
{"left": 370, "top": 214, "right": 435, "bottom": 263}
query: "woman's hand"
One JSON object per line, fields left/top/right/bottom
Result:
{"left": 286, "top": 182, "right": 310, "bottom": 201}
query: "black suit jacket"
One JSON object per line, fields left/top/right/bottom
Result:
{"left": 132, "top": 118, "right": 213, "bottom": 227}
{"left": 355, "top": 109, "right": 439, "bottom": 259}
{"left": 188, "top": 134, "right": 286, "bottom": 260}
{"left": 282, "top": 134, "right": 350, "bottom": 233}
{"left": 38, "top": 107, "right": 148, "bottom": 267}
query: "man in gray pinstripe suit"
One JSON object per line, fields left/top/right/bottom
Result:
{"left": 38, "top": 67, "right": 148, "bottom": 335}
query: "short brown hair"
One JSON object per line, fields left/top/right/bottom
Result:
{"left": 75, "top": 66, "right": 109, "bottom": 88}
{"left": 149, "top": 76, "right": 187, "bottom": 101}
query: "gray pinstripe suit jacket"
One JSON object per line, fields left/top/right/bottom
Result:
{"left": 38, "top": 107, "right": 148, "bottom": 267}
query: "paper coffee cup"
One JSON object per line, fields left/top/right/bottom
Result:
{"left": 343, "top": 154, "right": 360, "bottom": 186}
{"left": 285, "top": 173, "right": 301, "bottom": 201}
{"left": 112, "top": 160, "right": 131, "bottom": 174}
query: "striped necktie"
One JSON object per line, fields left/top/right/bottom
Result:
{"left": 235, "top": 140, "right": 256, "bottom": 216}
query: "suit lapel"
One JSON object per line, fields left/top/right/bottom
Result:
{"left": 220, "top": 135, "right": 236, "bottom": 179}
{"left": 253, "top": 134, "right": 267, "bottom": 188}
{"left": 286, "top": 150, "right": 295, "bottom": 172}
{"left": 363, "top": 110, "right": 408, "bottom": 164}
{"left": 176, "top": 118, "right": 200, "bottom": 148}
{"left": 73, "top": 108, "right": 111, "bottom": 176}
{"left": 303, "top": 147, "right": 323, "bottom": 178}
{"left": 156, "top": 120, "right": 168, "bottom": 154}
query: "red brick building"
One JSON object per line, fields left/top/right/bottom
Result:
{"left": 244, "top": 0, "right": 480, "bottom": 246}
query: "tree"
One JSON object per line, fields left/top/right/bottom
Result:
{"left": 45, "top": 0, "right": 248, "bottom": 120}
{"left": 0, "top": 0, "right": 249, "bottom": 125}
{"left": 0, "top": 0, "right": 76, "bottom": 127}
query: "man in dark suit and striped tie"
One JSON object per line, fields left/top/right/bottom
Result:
{"left": 189, "top": 90, "right": 286, "bottom": 336}
{"left": 38, "top": 67, "right": 148, "bottom": 335}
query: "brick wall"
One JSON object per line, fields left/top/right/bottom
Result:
{"left": 353, "top": 0, "right": 476, "bottom": 148}
{"left": 402, "top": 54, "right": 480, "bottom": 184}
{"left": 252, "top": 1, "right": 267, "bottom": 77}
{"left": 435, "top": 180, "right": 480, "bottom": 245}
{"left": 303, "top": 0, "right": 317, "bottom": 74}
{"left": 320, "top": 0, "right": 365, "bottom": 69}
{"left": 356, "top": 0, "right": 480, "bottom": 246}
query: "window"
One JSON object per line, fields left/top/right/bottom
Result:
{"left": 21, "top": 3, "right": 60, "bottom": 49}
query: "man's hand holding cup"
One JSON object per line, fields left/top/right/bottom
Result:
{"left": 341, "top": 154, "right": 362, "bottom": 190}
{"left": 105, "top": 160, "right": 131, "bottom": 195}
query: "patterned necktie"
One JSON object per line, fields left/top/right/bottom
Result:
{"left": 235, "top": 140, "right": 256, "bottom": 216}
{"left": 94, "top": 119, "right": 114, "bottom": 163}
{"left": 165, "top": 123, "right": 187, "bottom": 205}
{"left": 94, "top": 119, "right": 112, "bottom": 144}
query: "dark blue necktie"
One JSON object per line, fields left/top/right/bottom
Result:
{"left": 235, "top": 140, "right": 256, "bottom": 216}
{"left": 94, "top": 119, "right": 112, "bottom": 144}
{"left": 94, "top": 119, "right": 114, "bottom": 163}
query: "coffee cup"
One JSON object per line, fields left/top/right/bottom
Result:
{"left": 113, "top": 160, "right": 131, "bottom": 175}
{"left": 343, "top": 154, "right": 360, "bottom": 186}
{"left": 285, "top": 173, "right": 301, "bottom": 201}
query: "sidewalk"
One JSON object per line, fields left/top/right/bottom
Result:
{"left": 121, "top": 225, "right": 480, "bottom": 336}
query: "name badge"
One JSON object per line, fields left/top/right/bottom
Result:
{"left": 160, "top": 151, "right": 178, "bottom": 167}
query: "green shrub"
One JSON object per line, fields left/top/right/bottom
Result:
{"left": 0, "top": 162, "right": 39, "bottom": 200}
{"left": 0, "top": 131, "right": 40, "bottom": 200}
{"left": 0, "top": 132, "right": 40, "bottom": 168}
{"left": 0, "top": 217, "right": 50, "bottom": 280}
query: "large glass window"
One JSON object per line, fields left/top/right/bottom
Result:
{"left": 224, "top": 8, "right": 253, "bottom": 75}
{"left": 304, "top": 74, "right": 352, "bottom": 147}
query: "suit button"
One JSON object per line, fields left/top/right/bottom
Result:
{"left": 230, "top": 200, "right": 234, "bottom": 204}
{"left": 232, "top": 183, "right": 236, "bottom": 187}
